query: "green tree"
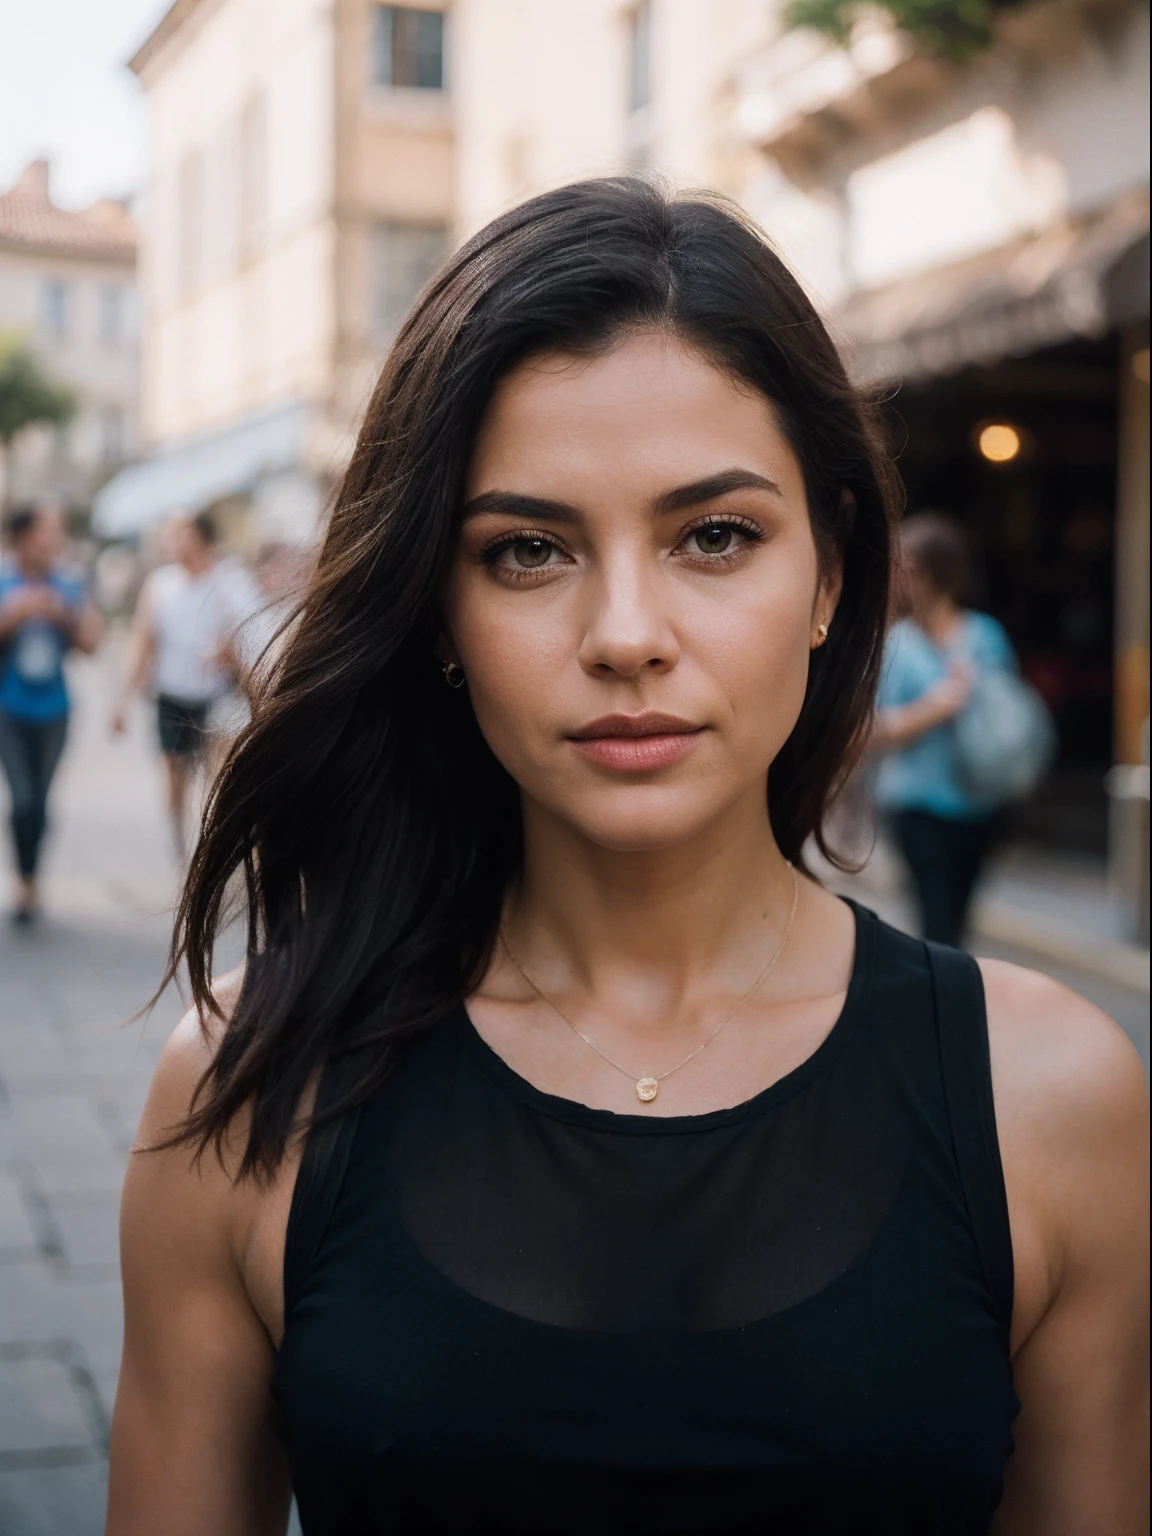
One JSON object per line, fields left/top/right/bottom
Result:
{"left": 783, "top": 0, "right": 1023, "bottom": 63}
{"left": 0, "top": 333, "right": 76, "bottom": 511}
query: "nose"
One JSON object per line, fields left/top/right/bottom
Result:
{"left": 576, "top": 546, "right": 680, "bottom": 680}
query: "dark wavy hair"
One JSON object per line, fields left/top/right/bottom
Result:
{"left": 166, "top": 177, "right": 900, "bottom": 1175}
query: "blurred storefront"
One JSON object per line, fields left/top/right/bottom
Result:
{"left": 733, "top": 0, "right": 1149, "bottom": 941}
{"left": 841, "top": 197, "right": 1149, "bottom": 905}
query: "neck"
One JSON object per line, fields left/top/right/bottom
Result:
{"left": 182, "top": 550, "right": 215, "bottom": 577}
{"left": 17, "top": 554, "right": 50, "bottom": 581}
{"left": 505, "top": 782, "right": 794, "bottom": 1018}
{"left": 916, "top": 593, "right": 961, "bottom": 644}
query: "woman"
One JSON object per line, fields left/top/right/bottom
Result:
{"left": 108, "top": 182, "right": 1148, "bottom": 1535}
{"left": 872, "top": 514, "right": 1017, "bottom": 947}
{"left": 0, "top": 504, "right": 102, "bottom": 922}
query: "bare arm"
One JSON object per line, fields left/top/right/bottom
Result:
{"left": 107, "top": 999, "right": 293, "bottom": 1536}
{"left": 0, "top": 583, "right": 60, "bottom": 639}
{"left": 111, "top": 580, "right": 156, "bottom": 731}
{"left": 869, "top": 666, "right": 971, "bottom": 753}
{"left": 0, "top": 587, "right": 34, "bottom": 640}
{"left": 71, "top": 598, "right": 104, "bottom": 655}
{"left": 984, "top": 962, "right": 1149, "bottom": 1534}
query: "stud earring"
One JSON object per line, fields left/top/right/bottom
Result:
{"left": 442, "top": 661, "right": 466, "bottom": 689}
{"left": 817, "top": 622, "right": 829, "bottom": 642}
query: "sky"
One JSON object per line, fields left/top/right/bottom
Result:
{"left": 1, "top": 0, "right": 171, "bottom": 208}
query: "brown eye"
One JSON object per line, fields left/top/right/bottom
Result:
{"left": 693, "top": 524, "right": 734, "bottom": 555}
{"left": 512, "top": 538, "right": 553, "bottom": 568}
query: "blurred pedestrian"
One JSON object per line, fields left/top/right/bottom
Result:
{"left": 0, "top": 504, "right": 103, "bottom": 923}
{"left": 211, "top": 540, "right": 305, "bottom": 748}
{"left": 111, "top": 511, "right": 257, "bottom": 861}
{"left": 871, "top": 513, "right": 1015, "bottom": 947}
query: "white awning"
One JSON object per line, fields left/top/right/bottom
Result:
{"left": 840, "top": 192, "right": 1149, "bottom": 384}
{"left": 92, "top": 400, "right": 310, "bottom": 538}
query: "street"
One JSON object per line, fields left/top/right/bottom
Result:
{"left": 0, "top": 642, "right": 184, "bottom": 1536}
{"left": 0, "top": 646, "right": 1148, "bottom": 1536}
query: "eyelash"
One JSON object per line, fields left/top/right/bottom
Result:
{"left": 478, "top": 514, "right": 765, "bottom": 579}
{"left": 680, "top": 513, "right": 765, "bottom": 559}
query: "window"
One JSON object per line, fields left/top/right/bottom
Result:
{"left": 372, "top": 5, "right": 445, "bottom": 90}
{"left": 101, "top": 407, "right": 125, "bottom": 463}
{"left": 178, "top": 148, "right": 206, "bottom": 296}
{"left": 239, "top": 92, "right": 268, "bottom": 258}
{"left": 43, "top": 280, "right": 71, "bottom": 339}
{"left": 372, "top": 222, "right": 447, "bottom": 336}
{"left": 100, "top": 284, "right": 125, "bottom": 344}
{"left": 629, "top": 0, "right": 652, "bottom": 113}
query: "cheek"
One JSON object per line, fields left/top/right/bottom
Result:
{"left": 688, "top": 550, "right": 818, "bottom": 721}
{"left": 445, "top": 576, "right": 570, "bottom": 754}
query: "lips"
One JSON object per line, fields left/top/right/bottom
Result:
{"left": 567, "top": 713, "right": 705, "bottom": 773}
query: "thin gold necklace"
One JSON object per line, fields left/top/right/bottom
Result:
{"left": 499, "top": 862, "right": 800, "bottom": 1104}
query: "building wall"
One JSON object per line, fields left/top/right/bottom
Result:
{"left": 844, "top": 7, "right": 1150, "bottom": 291}
{"left": 135, "top": 0, "right": 337, "bottom": 449}
{"left": 644, "top": 0, "right": 770, "bottom": 191}
{"left": 0, "top": 244, "right": 138, "bottom": 508}
{"left": 452, "top": 0, "right": 627, "bottom": 239}
{"left": 451, "top": 0, "right": 770, "bottom": 240}
{"left": 331, "top": 0, "right": 456, "bottom": 435}
{"left": 735, "top": 2, "right": 1150, "bottom": 300}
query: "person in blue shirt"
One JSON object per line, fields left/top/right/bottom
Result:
{"left": 0, "top": 505, "right": 103, "bottom": 924}
{"left": 872, "top": 513, "right": 1016, "bottom": 947}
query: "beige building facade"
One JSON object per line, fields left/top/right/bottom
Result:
{"left": 0, "top": 160, "right": 138, "bottom": 513}
{"left": 97, "top": 0, "right": 457, "bottom": 544}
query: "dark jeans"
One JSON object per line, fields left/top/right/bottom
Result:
{"left": 0, "top": 710, "right": 68, "bottom": 879}
{"left": 891, "top": 808, "right": 1000, "bottom": 949}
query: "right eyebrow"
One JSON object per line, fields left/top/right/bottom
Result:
{"left": 459, "top": 491, "right": 581, "bottom": 524}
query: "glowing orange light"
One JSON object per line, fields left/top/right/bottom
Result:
{"left": 977, "top": 423, "right": 1022, "bottom": 464}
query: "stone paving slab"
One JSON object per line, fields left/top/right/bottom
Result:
{"left": 0, "top": 652, "right": 179, "bottom": 1534}
{"left": 0, "top": 1176, "right": 40, "bottom": 1257}
{"left": 0, "top": 1465, "right": 108, "bottom": 1536}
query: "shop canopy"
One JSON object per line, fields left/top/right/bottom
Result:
{"left": 92, "top": 399, "right": 310, "bottom": 539}
{"left": 841, "top": 192, "right": 1150, "bottom": 384}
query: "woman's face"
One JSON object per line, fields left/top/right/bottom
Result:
{"left": 442, "top": 330, "right": 839, "bottom": 853}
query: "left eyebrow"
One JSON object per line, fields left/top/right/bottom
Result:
{"left": 654, "top": 469, "right": 782, "bottom": 514}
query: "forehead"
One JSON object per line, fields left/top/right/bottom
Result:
{"left": 468, "top": 331, "right": 801, "bottom": 495}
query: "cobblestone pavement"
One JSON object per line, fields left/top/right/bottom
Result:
{"left": 0, "top": 649, "right": 1148, "bottom": 1535}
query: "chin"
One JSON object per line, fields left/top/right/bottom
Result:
{"left": 550, "top": 785, "right": 736, "bottom": 853}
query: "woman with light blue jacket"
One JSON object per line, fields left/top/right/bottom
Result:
{"left": 873, "top": 513, "right": 1019, "bottom": 947}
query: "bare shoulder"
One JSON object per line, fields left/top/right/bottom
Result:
{"left": 125, "top": 965, "right": 256, "bottom": 1279}
{"left": 125, "top": 964, "right": 307, "bottom": 1344}
{"left": 976, "top": 958, "right": 1148, "bottom": 1185}
{"left": 978, "top": 957, "right": 1147, "bottom": 1134}
{"left": 133, "top": 962, "right": 247, "bottom": 1158}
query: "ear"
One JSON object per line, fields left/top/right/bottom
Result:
{"left": 434, "top": 626, "right": 462, "bottom": 668}
{"left": 811, "top": 534, "right": 844, "bottom": 650}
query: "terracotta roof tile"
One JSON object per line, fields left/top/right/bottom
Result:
{"left": 0, "top": 162, "right": 136, "bottom": 264}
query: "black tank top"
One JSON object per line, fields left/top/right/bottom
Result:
{"left": 273, "top": 905, "right": 1019, "bottom": 1534}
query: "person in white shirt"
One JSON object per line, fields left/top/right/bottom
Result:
{"left": 113, "top": 512, "right": 258, "bottom": 859}
{"left": 215, "top": 541, "right": 306, "bottom": 732}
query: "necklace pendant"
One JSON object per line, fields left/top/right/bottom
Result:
{"left": 636, "top": 1076, "right": 659, "bottom": 1102}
